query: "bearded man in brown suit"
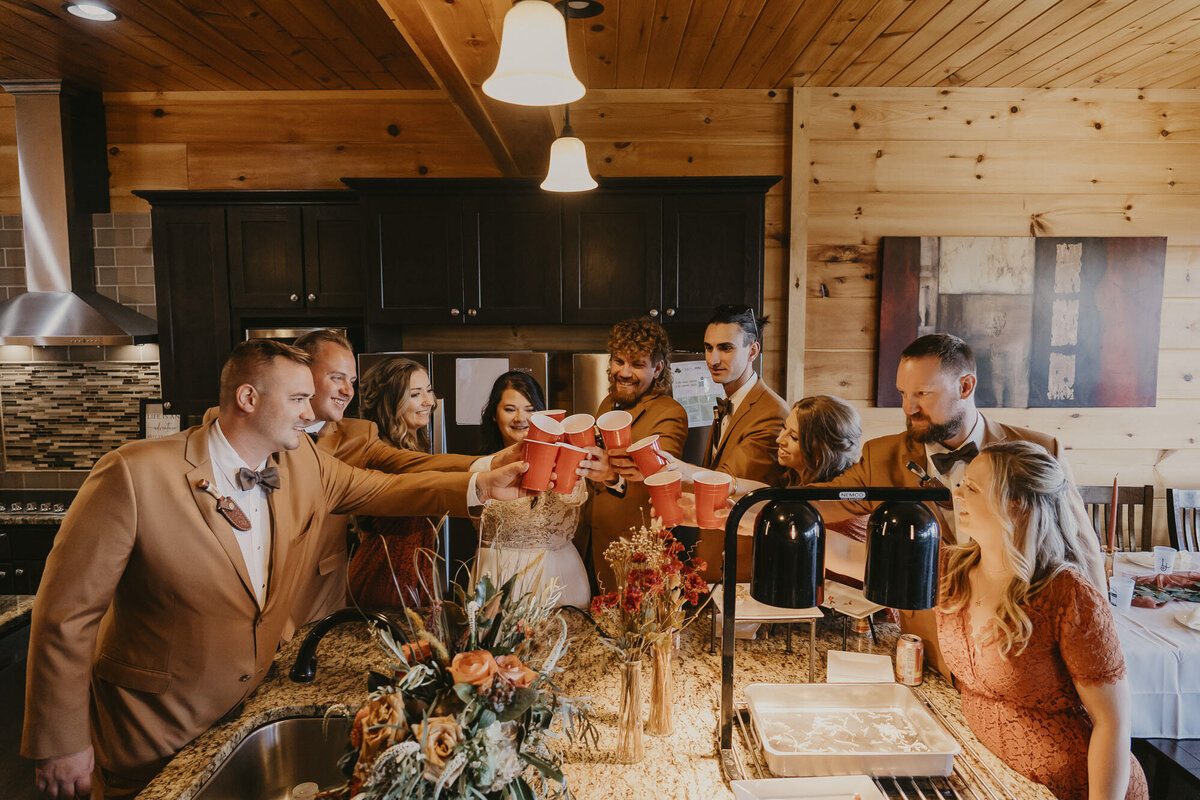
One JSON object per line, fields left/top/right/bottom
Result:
{"left": 24, "top": 340, "right": 525, "bottom": 799}
{"left": 587, "top": 317, "right": 688, "bottom": 592}
{"left": 815, "top": 333, "right": 1103, "bottom": 672}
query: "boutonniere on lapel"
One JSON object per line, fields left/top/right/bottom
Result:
{"left": 196, "top": 479, "right": 252, "bottom": 531}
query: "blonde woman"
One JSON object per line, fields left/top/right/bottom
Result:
{"left": 937, "top": 441, "right": 1146, "bottom": 800}
{"left": 348, "top": 357, "right": 440, "bottom": 608}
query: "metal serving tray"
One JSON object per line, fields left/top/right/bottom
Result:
{"left": 744, "top": 683, "right": 960, "bottom": 778}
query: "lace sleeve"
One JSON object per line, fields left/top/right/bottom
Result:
{"left": 557, "top": 477, "right": 589, "bottom": 508}
{"left": 1054, "top": 569, "right": 1126, "bottom": 687}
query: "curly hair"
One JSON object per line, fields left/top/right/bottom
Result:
{"left": 607, "top": 317, "right": 673, "bottom": 395}
{"left": 358, "top": 356, "right": 432, "bottom": 452}
{"left": 787, "top": 395, "right": 862, "bottom": 486}
{"left": 939, "top": 440, "right": 1102, "bottom": 657}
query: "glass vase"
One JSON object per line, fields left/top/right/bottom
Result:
{"left": 615, "top": 658, "right": 644, "bottom": 763}
{"left": 645, "top": 637, "right": 674, "bottom": 736}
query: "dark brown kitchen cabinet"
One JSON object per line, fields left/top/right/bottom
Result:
{"left": 467, "top": 193, "right": 562, "bottom": 324}
{"left": 373, "top": 195, "right": 466, "bottom": 324}
{"left": 228, "top": 204, "right": 363, "bottom": 310}
{"left": 145, "top": 204, "right": 232, "bottom": 416}
{"left": 562, "top": 194, "right": 661, "bottom": 324}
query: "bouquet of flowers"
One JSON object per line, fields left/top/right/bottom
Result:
{"left": 322, "top": 566, "right": 594, "bottom": 800}
{"left": 588, "top": 521, "right": 711, "bottom": 659}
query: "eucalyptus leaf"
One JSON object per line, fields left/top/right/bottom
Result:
{"left": 519, "top": 751, "right": 563, "bottom": 783}
{"left": 496, "top": 687, "right": 538, "bottom": 722}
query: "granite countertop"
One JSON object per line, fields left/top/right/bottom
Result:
{"left": 0, "top": 594, "right": 34, "bottom": 637}
{"left": 140, "top": 612, "right": 1053, "bottom": 800}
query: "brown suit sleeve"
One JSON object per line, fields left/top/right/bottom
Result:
{"left": 810, "top": 447, "right": 876, "bottom": 522}
{"left": 317, "top": 449, "right": 472, "bottom": 518}
{"left": 653, "top": 398, "right": 688, "bottom": 459}
{"left": 359, "top": 436, "right": 479, "bottom": 473}
{"left": 23, "top": 451, "right": 138, "bottom": 759}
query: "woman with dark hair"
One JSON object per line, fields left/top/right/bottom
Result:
{"left": 937, "top": 441, "right": 1145, "bottom": 800}
{"left": 478, "top": 370, "right": 547, "bottom": 453}
{"left": 473, "top": 371, "right": 603, "bottom": 609}
{"left": 346, "top": 356, "right": 441, "bottom": 608}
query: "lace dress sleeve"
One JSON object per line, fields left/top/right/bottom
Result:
{"left": 1055, "top": 569, "right": 1127, "bottom": 687}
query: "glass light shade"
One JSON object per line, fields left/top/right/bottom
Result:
{"left": 541, "top": 134, "right": 597, "bottom": 192}
{"left": 483, "top": 0, "right": 585, "bottom": 107}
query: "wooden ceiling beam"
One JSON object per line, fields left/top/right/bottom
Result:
{"left": 375, "top": 0, "right": 557, "bottom": 178}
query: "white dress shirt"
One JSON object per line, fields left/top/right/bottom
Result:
{"left": 924, "top": 411, "right": 985, "bottom": 543}
{"left": 207, "top": 421, "right": 272, "bottom": 605}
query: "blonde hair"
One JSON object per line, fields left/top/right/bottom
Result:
{"left": 940, "top": 440, "right": 1102, "bottom": 657}
{"left": 788, "top": 395, "right": 862, "bottom": 485}
{"left": 358, "top": 357, "right": 432, "bottom": 452}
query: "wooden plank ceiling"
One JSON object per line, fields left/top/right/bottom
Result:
{"left": 2, "top": 0, "right": 1198, "bottom": 93}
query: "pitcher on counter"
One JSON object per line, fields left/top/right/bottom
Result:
{"left": 22, "top": 340, "right": 528, "bottom": 799}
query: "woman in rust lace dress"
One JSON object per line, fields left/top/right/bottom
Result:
{"left": 348, "top": 357, "right": 442, "bottom": 609}
{"left": 937, "top": 441, "right": 1147, "bottom": 800}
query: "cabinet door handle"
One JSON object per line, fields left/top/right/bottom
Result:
{"left": 14, "top": 568, "right": 24, "bottom": 577}
{"left": 666, "top": 307, "right": 676, "bottom": 317}
{"left": 307, "top": 293, "right": 316, "bottom": 302}
{"left": 648, "top": 308, "right": 659, "bottom": 317}
{"left": 467, "top": 308, "right": 478, "bottom": 317}
{"left": 450, "top": 308, "right": 461, "bottom": 317}
{"left": 289, "top": 293, "right": 299, "bottom": 302}
{"left": 162, "top": 401, "right": 172, "bottom": 411}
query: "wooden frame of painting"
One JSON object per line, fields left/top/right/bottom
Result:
{"left": 876, "top": 236, "right": 1167, "bottom": 409}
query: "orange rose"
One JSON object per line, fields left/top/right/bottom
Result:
{"left": 449, "top": 650, "right": 498, "bottom": 687}
{"left": 352, "top": 694, "right": 408, "bottom": 785}
{"left": 412, "top": 715, "right": 462, "bottom": 780}
{"left": 494, "top": 655, "right": 537, "bottom": 688}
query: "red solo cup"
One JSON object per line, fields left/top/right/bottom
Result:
{"left": 645, "top": 470, "right": 683, "bottom": 527}
{"left": 561, "top": 413, "right": 596, "bottom": 447}
{"left": 627, "top": 434, "right": 668, "bottom": 478}
{"left": 526, "top": 413, "right": 564, "bottom": 444}
{"left": 552, "top": 442, "right": 588, "bottom": 494}
{"left": 596, "top": 410, "right": 633, "bottom": 451}
{"left": 521, "top": 439, "right": 559, "bottom": 492}
{"left": 693, "top": 470, "right": 733, "bottom": 529}
{"left": 534, "top": 408, "right": 567, "bottom": 423}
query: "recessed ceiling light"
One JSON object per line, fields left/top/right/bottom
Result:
{"left": 64, "top": 3, "right": 120, "bottom": 22}
{"left": 555, "top": 0, "right": 604, "bottom": 19}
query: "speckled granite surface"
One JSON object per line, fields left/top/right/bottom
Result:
{"left": 0, "top": 594, "right": 34, "bottom": 636}
{"left": 138, "top": 613, "right": 1054, "bottom": 800}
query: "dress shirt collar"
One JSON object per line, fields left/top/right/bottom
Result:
{"left": 725, "top": 372, "right": 758, "bottom": 417}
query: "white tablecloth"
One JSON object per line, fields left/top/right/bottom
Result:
{"left": 1112, "top": 554, "right": 1200, "bottom": 738}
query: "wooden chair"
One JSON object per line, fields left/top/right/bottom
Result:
{"left": 1077, "top": 484, "right": 1155, "bottom": 552}
{"left": 1166, "top": 488, "right": 1200, "bottom": 553}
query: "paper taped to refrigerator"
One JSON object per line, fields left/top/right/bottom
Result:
{"left": 455, "top": 358, "right": 511, "bottom": 425}
{"left": 671, "top": 360, "right": 721, "bottom": 427}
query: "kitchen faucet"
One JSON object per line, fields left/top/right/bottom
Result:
{"left": 289, "top": 607, "right": 406, "bottom": 683}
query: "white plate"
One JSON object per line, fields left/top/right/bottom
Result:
{"left": 732, "top": 775, "right": 886, "bottom": 800}
{"left": 822, "top": 581, "right": 886, "bottom": 620}
{"left": 711, "top": 583, "right": 824, "bottom": 622}
{"left": 826, "top": 650, "right": 895, "bottom": 684}
{"left": 1174, "top": 608, "right": 1200, "bottom": 632}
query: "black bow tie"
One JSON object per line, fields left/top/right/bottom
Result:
{"left": 930, "top": 442, "right": 979, "bottom": 476}
{"left": 714, "top": 397, "right": 733, "bottom": 422}
{"left": 306, "top": 431, "right": 319, "bottom": 443}
{"left": 236, "top": 465, "right": 280, "bottom": 493}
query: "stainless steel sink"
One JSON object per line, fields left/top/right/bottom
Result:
{"left": 193, "top": 716, "right": 351, "bottom": 800}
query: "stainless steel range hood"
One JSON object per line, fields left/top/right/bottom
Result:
{"left": 0, "top": 80, "right": 157, "bottom": 346}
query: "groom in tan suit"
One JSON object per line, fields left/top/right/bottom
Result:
{"left": 24, "top": 340, "right": 525, "bottom": 799}
{"left": 692, "top": 305, "right": 788, "bottom": 581}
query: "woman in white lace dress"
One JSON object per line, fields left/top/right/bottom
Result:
{"left": 473, "top": 371, "right": 598, "bottom": 609}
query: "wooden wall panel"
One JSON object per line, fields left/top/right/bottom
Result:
{"left": 0, "top": 95, "right": 15, "bottom": 214}
{"left": 797, "top": 85, "right": 1200, "bottom": 545}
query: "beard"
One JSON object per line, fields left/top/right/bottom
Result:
{"left": 905, "top": 406, "right": 969, "bottom": 445}
{"left": 608, "top": 376, "right": 646, "bottom": 407}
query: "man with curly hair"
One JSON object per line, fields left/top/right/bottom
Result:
{"left": 585, "top": 317, "right": 688, "bottom": 592}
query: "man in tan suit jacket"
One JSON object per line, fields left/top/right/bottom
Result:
{"left": 587, "top": 318, "right": 688, "bottom": 592}
{"left": 692, "top": 305, "right": 788, "bottom": 581}
{"left": 24, "top": 340, "right": 525, "bottom": 798}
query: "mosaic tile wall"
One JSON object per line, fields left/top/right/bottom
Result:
{"left": 0, "top": 362, "right": 161, "bottom": 470}
{"left": 0, "top": 212, "right": 155, "bottom": 316}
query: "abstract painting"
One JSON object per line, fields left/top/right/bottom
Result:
{"left": 877, "top": 236, "right": 1167, "bottom": 408}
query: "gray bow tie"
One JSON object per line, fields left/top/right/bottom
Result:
{"left": 236, "top": 465, "right": 280, "bottom": 493}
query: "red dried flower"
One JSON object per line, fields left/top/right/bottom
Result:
{"left": 620, "top": 586, "right": 645, "bottom": 614}
{"left": 590, "top": 592, "right": 619, "bottom": 614}
{"left": 631, "top": 552, "right": 649, "bottom": 563}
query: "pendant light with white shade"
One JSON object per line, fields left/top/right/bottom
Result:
{"left": 482, "top": 0, "right": 584, "bottom": 107}
{"left": 541, "top": 105, "right": 596, "bottom": 192}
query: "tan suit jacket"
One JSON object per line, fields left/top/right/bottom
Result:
{"left": 815, "top": 415, "right": 1070, "bottom": 537}
{"left": 587, "top": 392, "right": 688, "bottom": 592}
{"left": 696, "top": 378, "right": 789, "bottom": 581}
{"left": 200, "top": 409, "right": 478, "bottom": 634}
{"left": 22, "top": 422, "right": 470, "bottom": 783}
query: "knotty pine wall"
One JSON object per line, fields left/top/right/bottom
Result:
{"left": 793, "top": 86, "right": 1200, "bottom": 544}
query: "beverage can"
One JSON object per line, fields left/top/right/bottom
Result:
{"left": 896, "top": 634, "right": 924, "bottom": 686}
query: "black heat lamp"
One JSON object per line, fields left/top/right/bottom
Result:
{"left": 716, "top": 486, "right": 950, "bottom": 778}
